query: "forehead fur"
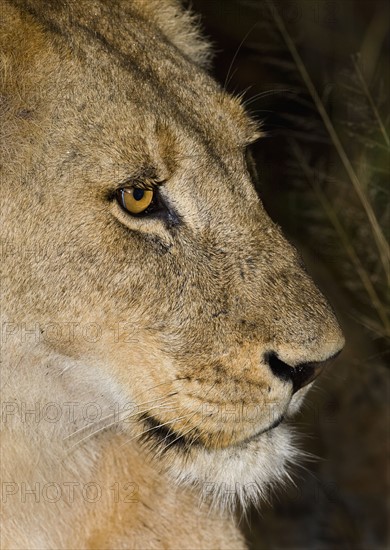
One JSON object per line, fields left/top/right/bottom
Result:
{"left": 1, "top": 0, "right": 258, "bottom": 179}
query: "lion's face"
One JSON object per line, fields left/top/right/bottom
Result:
{"left": 1, "top": 0, "right": 344, "bottom": 508}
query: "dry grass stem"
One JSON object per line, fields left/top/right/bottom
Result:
{"left": 266, "top": 0, "right": 390, "bottom": 286}
{"left": 351, "top": 55, "right": 390, "bottom": 148}
{"left": 290, "top": 139, "right": 390, "bottom": 337}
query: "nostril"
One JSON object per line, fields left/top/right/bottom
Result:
{"left": 289, "top": 362, "right": 319, "bottom": 393}
{"left": 264, "top": 351, "right": 331, "bottom": 393}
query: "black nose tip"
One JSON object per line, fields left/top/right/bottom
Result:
{"left": 265, "top": 352, "right": 331, "bottom": 393}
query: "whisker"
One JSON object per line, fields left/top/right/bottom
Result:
{"left": 66, "top": 401, "right": 179, "bottom": 451}
{"left": 224, "top": 22, "right": 259, "bottom": 89}
{"left": 148, "top": 388, "right": 215, "bottom": 456}
{"left": 119, "top": 413, "right": 195, "bottom": 449}
{"left": 243, "top": 88, "right": 295, "bottom": 108}
{"left": 152, "top": 384, "right": 217, "bottom": 456}
{"left": 158, "top": 424, "right": 199, "bottom": 456}
{"left": 64, "top": 392, "right": 179, "bottom": 440}
{"left": 128, "top": 377, "right": 186, "bottom": 402}
{"left": 154, "top": 409, "right": 200, "bottom": 455}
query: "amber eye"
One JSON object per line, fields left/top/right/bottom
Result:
{"left": 116, "top": 187, "right": 154, "bottom": 215}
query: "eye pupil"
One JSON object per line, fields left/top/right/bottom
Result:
{"left": 133, "top": 188, "right": 144, "bottom": 201}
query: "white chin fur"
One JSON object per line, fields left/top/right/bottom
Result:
{"left": 166, "top": 425, "right": 297, "bottom": 512}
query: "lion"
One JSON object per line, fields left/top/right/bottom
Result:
{"left": 0, "top": 1, "right": 344, "bottom": 548}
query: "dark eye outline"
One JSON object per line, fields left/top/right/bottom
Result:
{"left": 111, "top": 180, "right": 182, "bottom": 230}
{"left": 115, "top": 185, "right": 162, "bottom": 217}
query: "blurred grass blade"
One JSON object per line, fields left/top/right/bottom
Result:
{"left": 290, "top": 139, "right": 390, "bottom": 337}
{"left": 352, "top": 54, "right": 390, "bottom": 148}
{"left": 266, "top": 0, "right": 390, "bottom": 286}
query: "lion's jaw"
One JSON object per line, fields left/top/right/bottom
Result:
{"left": 165, "top": 424, "right": 296, "bottom": 511}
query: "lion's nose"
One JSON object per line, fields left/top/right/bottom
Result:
{"left": 265, "top": 351, "right": 340, "bottom": 393}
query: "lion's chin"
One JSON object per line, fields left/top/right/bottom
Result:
{"left": 164, "top": 425, "right": 297, "bottom": 512}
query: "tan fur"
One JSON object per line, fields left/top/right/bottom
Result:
{"left": 0, "top": 1, "right": 344, "bottom": 548}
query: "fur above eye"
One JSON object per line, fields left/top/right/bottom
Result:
{"left": 116, "top": 187, "right": 155, "bottom": 215}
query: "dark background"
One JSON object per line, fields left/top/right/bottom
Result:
{"left": 187, "top": 1, "right": 389, "bottom": 548}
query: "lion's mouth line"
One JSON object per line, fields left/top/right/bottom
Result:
{"left": 138, "top": 412, "right": 199, "bottom": 452}
{"left": 247, "top": 414, "right": 285, "bottom": 440}
{"left": 137, "top": 411, "right": 285, "bottom": 452}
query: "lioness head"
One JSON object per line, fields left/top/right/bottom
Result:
{"left": 1, "top": 0, "right": 344, "bottom": 509}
